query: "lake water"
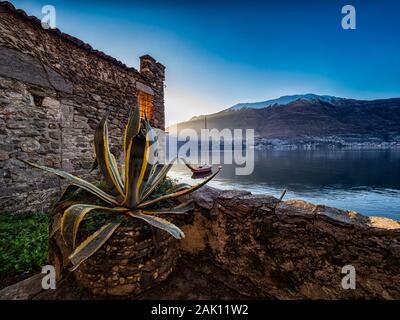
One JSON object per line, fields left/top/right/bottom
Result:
{"left": 169, "top": 150, "right": 400, "bottom": 220}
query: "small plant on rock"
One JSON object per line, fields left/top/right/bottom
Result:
{"left": 24, "top": 103, "right": 220, "bottom": 271}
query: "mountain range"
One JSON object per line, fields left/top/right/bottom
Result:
{"left": 225, "top": 94, "right": 345, "bottom": 111}
{"left": 173, "top": 94, "right": 400, "bottom": 149}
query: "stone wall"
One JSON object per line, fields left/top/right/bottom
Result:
{"left": 0, "top": 2, "right": 165, "bottom": 213}
{"left": 6, "top": 186, "right": 399, "bottom": 300}
{"left": 179, "top": 187, "right": 400, "bottom": 299}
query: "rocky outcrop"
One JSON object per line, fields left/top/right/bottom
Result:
{"left": 2, "top": 186, "right": 400, "bottom": 300}
{"left": 179, "top": 187, "right": 400, "bottom": 299}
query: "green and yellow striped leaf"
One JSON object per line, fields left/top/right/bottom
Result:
{"left": 137, "top": 167, "right": 221, "bottom": 209}
{"left": 58, "top": 184, "right": 82, "bottom": 202}
{"left": 166, "top": 183, "right": 191, "bottom": 194}
{"left": 139, "top": 120, "right": 158, "bottom": 195}
{"left": 123, "top": 104, "right": 141, "bottom": 163}
{"left": 69, "top": 222, "right": 121, "bottom": 271}
{"left": 140, "top": 158, "right": 176, "bottom": 201}
{"left": 22, "top": 160, "right": 119, "bottom": 205}
{"left": 94, "top": 114, "right": 125, "bottom": 196}
{"left": 126, "top": 211, "right": 185, "bottom": 239}
{"left": 140, "top": 163, "right": 163, "bottom": 196}
{"left": 61, "top": 204, "right": 128, "bottom": 249}
{"left": 141, "top": 200, "right": 194, "bottom": 215}
{"left": 110, "top": 153, "right": 123, "bottom": 189}
{"left": 123, "top": 129, "right": 149, "bottom": 208}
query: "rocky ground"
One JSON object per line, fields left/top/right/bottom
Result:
{"left": 0, "top": 272, "right": 34, "bottom": 290}
{"left": 0, "top": 255, "right": 266, "bottom": 300}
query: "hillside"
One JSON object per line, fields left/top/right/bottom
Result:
{"left": 173, "top": 95, "right": 400, "bottom": 149}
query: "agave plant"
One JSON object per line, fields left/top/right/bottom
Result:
{"left": 24, "top": 103, "right": 220, "bottom": 271}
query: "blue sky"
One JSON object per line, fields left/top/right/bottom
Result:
{"left": 12, "top": 0, "right": 400, "bottom": 124}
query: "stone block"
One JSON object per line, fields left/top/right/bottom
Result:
{"left": 20, "top": 138, "right": 40, "bottom": 153}
{"left": 135, "top": 81, "right": 154, "bottom": 95}
{"left": 44, "top": 65, "right": 73, "bottom": 93}
{"left": 0, "top": 46, "right": 72, "bottom": 93}
{"left": 60, "top": 105, "right": 74, "bottom": 128}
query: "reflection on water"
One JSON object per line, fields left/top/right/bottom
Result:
{"left": 169, "top": 150, "right": 400, "bottom": 220}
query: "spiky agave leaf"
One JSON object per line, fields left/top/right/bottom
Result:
{"left": 166, "top": 183, "right": 191, "bottom": 194}
{"left": 140, "top": 200, "right": 194, "bottom": 215}
{"left": 110, "top": 153, "right": 123, "bottom": 189}
{"left": 139, "top": 119, "right": 158, "bottom": 196}
{"left": 69, "top": 222, "right": 121, "bottom": 271}
{"left": 140, "top": 162, "right": 160, "bottom": 196}
{"left": 22, "top": 160, "right": 118, "bottom": 205}
{"left": 137, "top": 167, "right": 222, "bottom": 209}
{"left": 58, "top": 184, "right": 82, "bottom": 202}
{"left": 61, "top": 204, "right": 129, "bottom": 249}
{"left": 140, "top": 158, "right": 176, "bottom": 201}
{"left": 49, "top": 185, "right": 82, "bottom": 239}
{"left": 123, "top": 103, "right": 141, "bottom": 163}
{"left": 122, "top": 103, "right": 141, "bottom": 190}
{"left": 94, "top": 114, "right": 124, "bottom": 196}
{"left": 123, "top": 125, "right": 149, "bottom": 208}
{"left": 126, "top": 211, "right": 185, "bottom": 239}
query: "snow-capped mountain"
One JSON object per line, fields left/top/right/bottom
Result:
{"left": 173, "top": 95, "right": 400, "bottom": 148}
{"left": 226, "top": 94, "right": 344, "bottom": 111}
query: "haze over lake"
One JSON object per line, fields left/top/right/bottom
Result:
{"left": 170, "top": 149, "right": 400, "bottom": 220}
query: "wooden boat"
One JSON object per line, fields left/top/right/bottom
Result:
{"left": 182, "top": 158, "right": 212, "bottom": 174}
{"left": 181, "top": 115, "right": 214, "bottom": 175}
{"left": 191, "top": 170, "right": 213, "bottom": 179}
{"left": 192, "top": 164, "right": 212, "bottom": 174}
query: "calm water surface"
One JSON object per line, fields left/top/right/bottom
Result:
{"left": 169, "top": 150, "right": 400, "bottom": 220}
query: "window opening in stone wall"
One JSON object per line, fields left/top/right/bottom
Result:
{"left": 138, "top": 91, "right": 153, "bottom": 120}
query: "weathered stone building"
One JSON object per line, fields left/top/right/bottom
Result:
{"left": 0, "top": 1, "right": 166, "bottom": 213}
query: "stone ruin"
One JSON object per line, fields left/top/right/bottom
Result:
{"left": 0, "top": 1, "right": 165, "bottom": 213}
